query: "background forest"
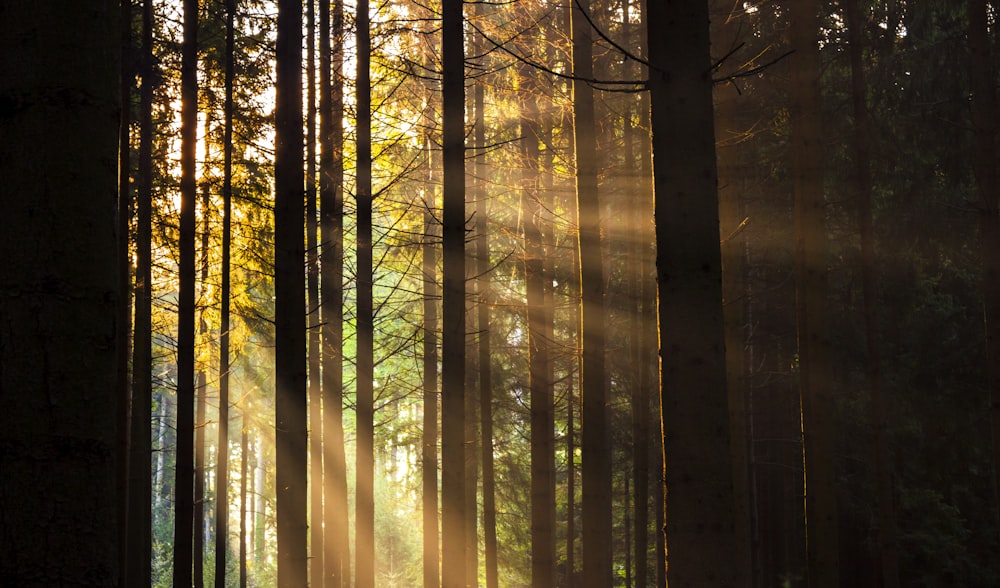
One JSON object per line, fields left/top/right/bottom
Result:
{"left": 2, "top": 0, "right": 1000, "bottom": 587}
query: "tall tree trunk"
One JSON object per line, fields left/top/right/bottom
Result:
{"left": 128, "top": 0, "right": 156, "bottom": 582}
{"left": 215, "top": 1, "right": 236, "bottom": 584}
{"left": 116, "top": 2, "right": 133, "bottom": 580}
{"left": 521, "top": 58, "right": 556, "bottom": 588}
{"left": 194, "top": 369, "right": 207, "bottom": 588}
{"left": 646, "top": 0, "right": 742, "bottom": 584}
{"left": 968, "top": 0, "right": 1000, "bottom": 532}
{"left": 355, "top": 0, "right": 376, "bottom": 584}
{"left": 844, "top": 0, "right": 900, "bottom": 585}
{"left": 275, "top": 0, "right": 308, "bottom": 582}
{"left": 0, "top": 1, "right": 120, "bottom": 582}
{"left": 422, "top": 130, "right": 441, "bottom": 588}
{"left": 571, "top": 2, "right": 611, "bottom": 585}
{"left": 174, "top": 0, "right": 200, "bottom": 583}
{"left": 239, "top": 419, "right": 249, "bottom": 588}
{"left": 789, "top": 0, "right": 840, "bottom": 585}
{"left": 305, "top": 1, "right": 324, "bottom": 584}
{"left": 441, "top": 0, "right": 468, "bottom": 585}
{"left": 475, "top": 17, "right": 499, "bottom": 581}
{"left": 320, "top": 0, "right": 350, "bottom": 584}
{"left": 623, "top": 3, "right": 650, "bottom": 585}
{"left": 711, "top": 3, "right": 753, "bottom": 584}
{"left": 195, "top": 120, "right": 213, "bottom": 588}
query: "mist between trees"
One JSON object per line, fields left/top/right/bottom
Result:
{"left": 2, "top": 1, "right": 999, "bottom": 587}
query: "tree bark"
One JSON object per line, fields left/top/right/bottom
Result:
{"left": 128, "top": 0, "right": 156, "bottom": 582}
{"left": 215, "top": 1, "right": 236, "bottom": 585}
{"left": 305, "top": 1, "right": 324, "bottom": 584}
{"left": 422, "top": 130, "right": 441, "bottom": 588}
{"left": 320, "top": 1, "right": 350, "bottom": 584}
{"left": 572, "top": 2, "right": 611, "bottom": 585}
{"left": 789, "top": 0, "right": 839, "bottom": 585}
{"left": 441, "top": 0, "right": 468, "bottom": 585}
{"left": 275, "top": 0, "right": 308, "bottom": 582}
{"left": 174, "top": 0, "right": 200, "bottom": 583}
{"left": 355, "top": 0, "right": 376, "bottom": 585}
{"left": 844, "top": 0, "right": 901, "bottom": 585}
{"left": 647, "top": 0, "right": 742, "bottom": 584}
{"left": 476, "top": 16, "right": 499, "bottom": 580}
{"left": 0, "top": 1, "right": 120, "bottom": 583}
{"left": 968, "top": 0, "right": 1000, "bottom": 533}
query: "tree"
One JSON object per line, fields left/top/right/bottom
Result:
{"left": 441, "top": 0, "right": 468, "bottom": 585}
{"left": 128, "top": 0, "right": 156, "bottom": 583}
{"left": 0, "top": 0, "right": 120, "bottom": 583}
{"left": 646, "top": 0, "right": 742, "bottom": 584}
{"left": 520, "top": 51, "right": 556, "bottom": 588}
{"left": 215, "top": 0, "right": 237, "bottom": 584}
{"left": 274, "top": 0, "right": 307, "bottom": 583}
{"left": 174, "top": 0, "right": 200, "bottom": 583}
{"left": 844, "top": 0, "right": 900, "bottom": 585}
{"left": 475, "top": 4, "right": 499, "bottom": 583}
{"left": 305, "top": 1, "right": 325, "bottom": 584}
{"left": 422, "top": 125, "right": 440, "bottom": 588}
{"left": 789, "top": 0, "right": 840, "bottom": 585}
{"left": 967, "top": 0, "right": 1000, "bottom": 529}
{"left": 320, "top": 0, "right": 350, "bottom": 584}
{"left": 355, "top": 0, "right": 376, "bottom": 585}
{"left": 571, "top": 1, "right": 611, "bottom": 585}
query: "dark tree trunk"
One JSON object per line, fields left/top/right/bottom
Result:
{"left": 320, "top": 1, "right": 350, "bottom": 584}
{"left": 844, "top": 0, "right": 900, "bottom": 585}
{"left": 521, "top": 58, "right": 556, "bottom": 588}
{"left": 215, "top": 1, "right": 236, "bottom": 584}
{"left": 968, "top": 0, "right": 1000, "bottom": 532}
{"left": 127, "top": 0, "right": 156, "bottom": 582}
{"left": 305, "top": 1, "right": 324, "bottom": 584}
{"left": 441, "top": 0, "right": 468, "bottom": 585}
{"left": 475, "top": 15, "right": 499, "bottom": 580}
{"left": 422, "top": 130, "right": 440, "bottom": 588}
{"left": 174, "top": 0, "right": 200, "bottom": 583}
{"left": 195, "top": 125, "right": 213, "bottom": 587}
{"left": 275, "top": 0, "right": 307, "bottom": 582}
{"left": 239, "top": 419, "right": 249, "bottom": 588}
{"left": 571, "top": 2, "right": 611, "bottom": 585}
{"left": 355, "top": 0, "right": 375, "bottom": 585}
{"left": 116, "top": 2, "right": 133, "bottom": 579}
{"left": 711, "top": 3, "right": 753, "bottom": 584}
{"left": 647, "top": 0, "right": 742, "bottom": 584}
{"left": 789, "top": 1, "right": 840, "bottom": 585}
{"left": 0, "top": 1, "right": 120, "bottom": 583}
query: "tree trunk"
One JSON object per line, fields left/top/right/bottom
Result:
{"left": 711, "top": 3, "right": 753, "bottom": 584}
{"left": 571, "top": 2, "right": 611, "bottom": 585}
{"left": 275, "top": 0, "right": 308, "bottom": 582}
{"left": 788, "top": 0, "right": 840, "bottom": 585}
{"left": 646, "top": 0, "right": 742, "bottom": 584}
{"left": 355, "top": 0, "right": 376, "bottom": 584}
{"left": 128, "top": 0, "right": 156, "bottom": 582}
{"left": 320, "top": 0, "right": 350, "bottom": 584}
{"left": 441, "top": 0, "right": 468, "bottom": 585}
{"left": 476, "top": 17, "right": 499, "bottom": 580}
{"left": 423, "top": 130, "right": 441, "bottom": 588}
{"left": 195, "top": 122, "right": 213, "bottom": 587}
{"left": 968, "top": 0, "right": 1000, "bottom": 532}
{"left": 174, "top": 0, "right": 200, "bottom": 582}
{"left": 215, "top": 1, "right": 236, "bottom": 585}
{"left": 0, "top": 1, "right": 120, "bottom": 583}
{"left": 521, "top": 58, "right": 556, "bottom": 588}
{"left": 116, "top": 2, "right": 133, "bottom": 579}
{"left": 239, "top": 419, "right": 249, "bottom": 588}
{"left": 305, "top": 1, "right": 324, "bottom": 584}
{"left": 844, "top": 0, "right": 900, "bottom": 585}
